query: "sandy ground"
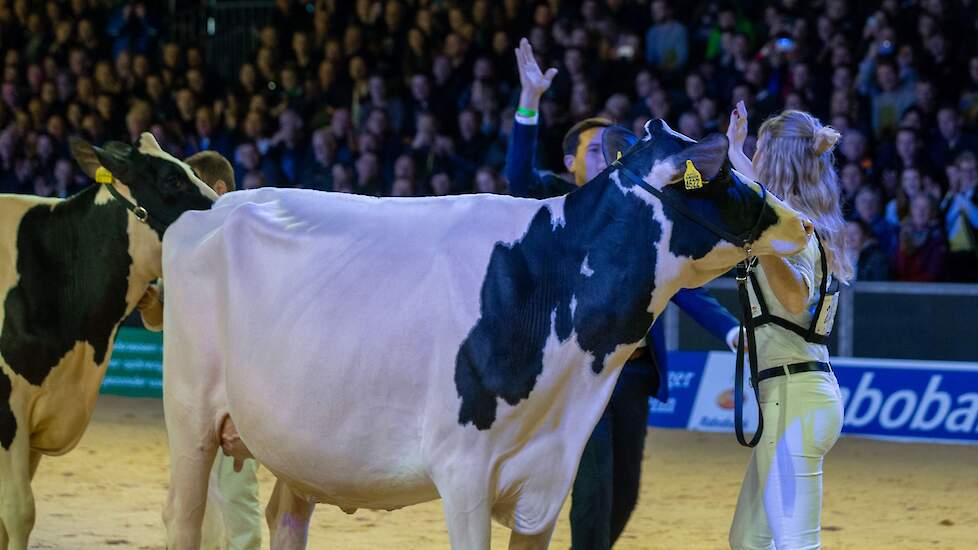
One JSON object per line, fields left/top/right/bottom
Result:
{"left": 25, "top": 396, "right": 978, "bottom": 549}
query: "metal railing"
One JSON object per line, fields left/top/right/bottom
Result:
{"left": 665, "top": 279, "right": 978, "bottom": 361}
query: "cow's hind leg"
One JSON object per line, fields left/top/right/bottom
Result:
{"left": 162, "top": 399, "right": 219, "bottom": 550}
{"left": 265, "top": 479, "right": 314, "bottom": 550}
{"left": 508, "top": 522, "right": 557, "bottom": 550}
{"left": 0, "top": 424, "right": 36, "bottom": 550}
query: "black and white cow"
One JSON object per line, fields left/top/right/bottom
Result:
{"left": 0, "top": 133, "right": 215, "bottom": 549}
{"left": 159, "top": 120, "right": 813, "bottom": 549}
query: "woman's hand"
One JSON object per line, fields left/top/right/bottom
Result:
{"left": 726, "top": 100, "right": 757, "bottom": 179}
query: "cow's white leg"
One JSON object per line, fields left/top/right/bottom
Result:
{"left": 0, "top": 425, "right": 36, "bottom": 550}
{"left": 265, "top": 479, "right": 314, "bottom": 550}
{"left": 162, "top": 399, "right": 219, "bottom": 550}
{"left": 508, "top": 522, "right": 557, "bottom": 550}
{"left": 441, "top": 494, "right": 492, "bottom": 550}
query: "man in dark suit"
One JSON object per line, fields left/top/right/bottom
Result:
{"left": 504, "top": 38, "right": 740, "bottom": 550}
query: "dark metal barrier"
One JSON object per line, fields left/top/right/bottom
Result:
{"left": 666, "top": 279, "right": 978, "bottom": 362}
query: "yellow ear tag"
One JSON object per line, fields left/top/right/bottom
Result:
{"left": 616, "top": 150, "right": 623, "bottom": 161}
{"left": 683, "top": 159, "right": 704, "bottom": 190}
{"left": 94, "top": 166, "right": 114, "bottom": 184}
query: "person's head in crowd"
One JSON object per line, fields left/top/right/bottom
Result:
{"left": 854, "top": 185, "right": 884, "bottom": 224}
{"left": 908, "top": 193, "right": 939, "bottom": 230}
{"left": 187, "top": 68, "right": 207, "bottom": 98}
{"left": 407, "top": 27, "right": 427, "bottom": 56}
{"left": 239, "top": 63, "right": 257, "bottom": 92}
{"left": 256, "top": 47, "right": 277, "bottom": 80}
{"left": 195, "top": 105, "right": 216, "bottom": 138}
{"left": 126, "top": 102, "right": 151, "bottom": 141}
{"left": 162, "top": 42, "right": 182, "bottom": 71}
{"left": 357, "top": 131, "right": 379, "bottom": 156}
{"left": 895, "top": 127, "right": 920, "bottom": 164}
{"left": 186, "top": 150, "right": 235, "bottom": 195}
{"left": 845, "top": 218, "right": 877, "bottom": 256}
{"left": 563, "top": 48, "right": 585, "bottom": 80}
{"left": 393, "top": 154, "right": 416, "bottom": 183}
{"left": 840, "top": 162, "right": 864, "bottom": 198}
{"left": 937, "top": 107, "right": 961, "bottom": 142}
{"left": 368, "top": 75, "right": 387, "bottom": 105}
{"left": 475, "top": 166, "right": 502, "bottom": 194}
{"left": 133, "top": 54, "right": 151, "bottom": 81}
{"left": 259, "top": 25, "right": 279, "bottom": 50}
{"left": 784, "top": 92, "right": 804, "bottom": 112}
{"left": 832, "top": 66, "right": 853, "bottom": 93}
{"left": 678, "top": 111, "right": 704, "bottom": 141}
{"left": 840, "top": 128, "right": 867, "bottom": 164}
{"left": 390, "top": 177, "right": 414, "bottom": 197}
{"left": 348, "top": 56, "right": 368, "bottom": 84}
{"left": 875, "top": 60, "right": 899, "bottom": 92}
{"left": 410, "top": 74, "right": 430, "bottom": 103}
{"left": 685, "top": 73, "right": 706, "bottom": 104}
{"left": 46, "top": 114, "right": 66, "bottom": 142}
{"left": 235, "top": 142, "right": 260, "bottom": 171}
{"left": 324, "top": 39, "right": 343, "bottom": 65}
{"left": 900, "top": 107, "right": 923, "bottom": 130}
{"left": 830, "top": 90, "right": 851, "bottom": 119}
{"left": 292, "top": 31, "right": 311, "bottom": 62}
{"left": 955, "top": 151, "right": 978, "bottom": 194}
{"left": 634, "top": 70, "right": 656, "bottom": 100}
{"left": 242, "top": 170, "right": 266, "bottom": 190}
{"left": 54, "top": 158, "right": 75, "bottom": 190}
{"left": 175, "top": 88, "right": 196, "bottom": 121}
{"left": 430, "top": 171, "right": 453, "bottom": 196}
{"left": 647, "top": 88, "right": 670, "bottom": 120}
{"left": 343, "top": 25, "right": 363, "bottom": 56}
{"left": 331, "top": 163, "right": 353, "bottom": 193}
{"left": 242, "top": 111, "right": 264, "bottom": 141}
{"left": 458, "top": 110, "right": 478, "bottom": 142}
{"left": 432, "top": 55, "right": 452, "bottom": 86}
{"left": 331, "top": 108, "right": 352, "bottom": 139}
{"left": 317, "top": 60, "right": 336, "bottom": 91}
{"left": 311, "top": 128, "right": 336, "bottom": 166}
{"left": 603, "top": 94, "right": 631, "bottom": 124}
{"left": 355, "top": 152, "right": 380, "bottom": 187}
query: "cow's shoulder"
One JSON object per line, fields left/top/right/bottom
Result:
{"left": 455, "top": 185, "right": 662, "bottom": 429}
{"left": 0, "top": 186, "right": 131, "bottom": 386}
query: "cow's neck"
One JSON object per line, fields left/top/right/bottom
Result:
{"left": 550, "top": 177, "right": 667, "bottom": 374}
{"left": 93, "top": 185, "right": 163, "bottom": 310}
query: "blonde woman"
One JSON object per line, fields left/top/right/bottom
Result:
{"left": 726, "top": 102, "right": 852, "bottom": 550}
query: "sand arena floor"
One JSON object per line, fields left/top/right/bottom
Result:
{"left": 25, "top": 396, "right": 978, "bottom": 549}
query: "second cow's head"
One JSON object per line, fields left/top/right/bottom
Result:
{"left": 69, "top": 132, "right": 217, "bottom": 240}
{"left": 609, "top": 119, "right": 813, "bottom": 282}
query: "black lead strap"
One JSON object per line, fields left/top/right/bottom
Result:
{"left": 614, "top": 162, "right": 770, "bottom": 448}
{"left": 103, "top": 183, "right": 169, "bottom": 234}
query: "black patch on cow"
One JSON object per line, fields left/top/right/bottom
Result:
{"left": 455, "top": 180, "right": 662, "bottom": 429}
{"left": 1, "top": 185, "right": 131, "bottom": 386}
{"left": 0, "top": 370, "right": 15, "bottom": 449}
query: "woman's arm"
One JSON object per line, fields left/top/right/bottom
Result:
{"left": 758, "top": 255, "right": 811, "bottom": 315}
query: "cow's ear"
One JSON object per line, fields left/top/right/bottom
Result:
{"left": 69, "top": 137, "right": 101, "bottom": 180}
{"left": 137, "top": 131, "right": 164, "bottom": 156}
{"left": 665, "top": 134, "right": 728, "bottom": 189}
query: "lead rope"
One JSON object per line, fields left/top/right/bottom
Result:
{"left": 734, "top": 253, "right": 764, "bottom": 448}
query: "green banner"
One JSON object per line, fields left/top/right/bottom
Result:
{"left": 100, "top": 326, "right": 164, "bottom": 398}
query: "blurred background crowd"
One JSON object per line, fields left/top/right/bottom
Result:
{"left": 1, "top": 0, "right": 977, "bottom": 281}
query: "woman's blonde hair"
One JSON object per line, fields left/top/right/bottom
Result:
{"left": 755, "top": 110, "right": 854, "bottom": 283}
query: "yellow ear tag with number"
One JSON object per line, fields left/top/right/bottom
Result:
{"left": 95, "top": 166, "right": 114, "bottom": 184}
{"left": 683, "top": 160, "right": 704, "bottom": 190}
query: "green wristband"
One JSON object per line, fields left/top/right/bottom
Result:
{"left": 516, "top": 107, "right": 537, "bottom": 117}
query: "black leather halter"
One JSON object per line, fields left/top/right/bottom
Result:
{"left": 103, "top": 183, "right": 170, "bottom": 234}
{"left": 613, "top": 161, "right": 770, "bottom": 448}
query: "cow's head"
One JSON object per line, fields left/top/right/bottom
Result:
{"left": 608, "top": 119, "right": 812, "bottom": 283}
{"left": 69, "top": 132, "right": 217, "bottom": 240}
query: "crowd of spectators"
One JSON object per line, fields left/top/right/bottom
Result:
{"left": 1, "top": 0, "right": 977, "bottom": 282}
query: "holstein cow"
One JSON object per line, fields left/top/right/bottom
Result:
{"left": 0, "top": 132, "right": 215, "bottom": 549}
{"left": 160, "top": 120, "right": 813, "bottom": 549}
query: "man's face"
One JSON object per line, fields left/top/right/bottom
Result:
{"left": 572, "top": 127, "right": 607, "bottom": 185}
{"left": 958, "top": 159, "right": 978, "bottom": 191}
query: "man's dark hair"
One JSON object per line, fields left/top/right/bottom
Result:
{"left": 562, "top": 117, "right": 612, "bottom": 157}
{"left": 186, "top": 151, "right": 235, "bottom": 192}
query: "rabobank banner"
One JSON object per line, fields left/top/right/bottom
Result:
{"left": 649, "top": 351, "right": 978, "bottom": 445}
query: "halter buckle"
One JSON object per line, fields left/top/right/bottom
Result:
{"left": 134, "top": 206, "right": 149, "bottom": 222}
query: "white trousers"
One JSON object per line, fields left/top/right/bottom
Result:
{"left": 200, "top": 454, "right": 263, "bottom": 550}
{"left": 729, "top": 370, "right": 844, "bottom": 550}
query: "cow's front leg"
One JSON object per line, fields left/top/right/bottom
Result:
{"left": 266, "top": 479, "right": 314, "bottom": 550}
{"left": 508, "top": 522, "right": 557, "bottom": 550}
{"left": 441, "top": 492, "right": 492, "bottom": 550}
{"left": 162, "top": 400, "right": 219, "bottom": 550}
{"left": 0, "top": 420, "right": 36, "bottom": 550}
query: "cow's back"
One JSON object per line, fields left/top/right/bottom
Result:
{"left": 163, "top": 188, "right": 554, "bottom": 508}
